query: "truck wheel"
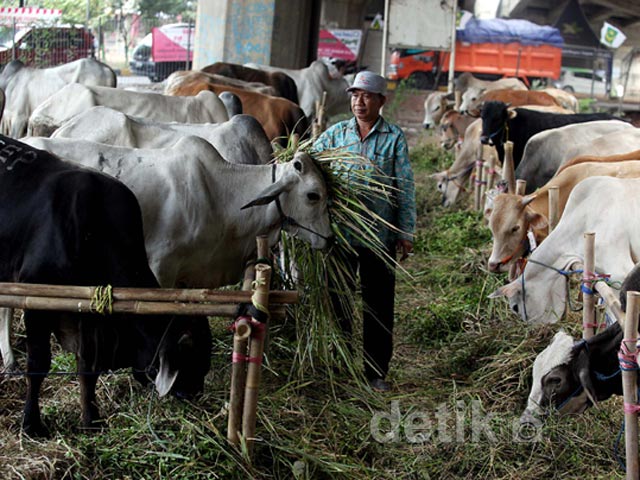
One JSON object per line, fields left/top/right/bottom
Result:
{"left": 408, "top": 71, "right": 433, "bottom": 90}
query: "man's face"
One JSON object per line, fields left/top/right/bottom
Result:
{"left": 350, "top": 89, "right": 385, "bottom": 123}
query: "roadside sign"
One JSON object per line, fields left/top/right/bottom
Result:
{"left": 151, "top": 25, "right": 194, "bottom": 62}
{"left": 318, "top": 29, "right": 362, "bottom": 61}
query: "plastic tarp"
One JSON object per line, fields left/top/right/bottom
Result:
{"left": 457, "top": 18, "right": 564, "bottom": 47}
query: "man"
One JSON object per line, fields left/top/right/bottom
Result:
{"left": 314, "top": 71, "right": 416, "bottom": 392}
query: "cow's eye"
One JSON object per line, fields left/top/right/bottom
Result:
{"left": 307, "top": 192, "right": 320, "bottom": 202}
{"left": 511, "top": 225, "right": 520, "bottom": 233}
{"left": 434, "top": 105, "right": 440, "bottom": 112}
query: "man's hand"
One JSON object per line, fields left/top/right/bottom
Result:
{"left": 396, "top": 239, "right": 413, "bottom": 261}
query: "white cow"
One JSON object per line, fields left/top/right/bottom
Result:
{"left": 27, "top": 84, "right": 229, "bottom": 137}
{"left": 454, "top": 72, "right": 527, "bottom": 94}
{"left": 515, "top": 120, "right": 635, "bottom": 192}
{"left": 246, "top": 60, "right": 350, "bottom": 119}
{"left": 0, "top": 58, "right": 116, "bottom": 138}
{"left": 24, "top": 135, "right": 331, "bottom": 288}
{"left": 422, "top": 91, "right": 454, "bottom": 129}
{"left": 489, "top": 176, "right": 640, "bottom": 324}
{"left": 52, "top": 107, "right": 272, "bottom": 164}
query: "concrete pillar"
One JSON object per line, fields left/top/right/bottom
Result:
{"left": 194, "top": 0, "right": 320, "bottom": 69}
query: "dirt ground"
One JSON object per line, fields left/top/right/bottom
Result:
{"left": 384, "top": 89, "right": 433, "bottom": 148}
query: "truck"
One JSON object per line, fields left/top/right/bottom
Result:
{"left": 388, "top": 18, "right": 564, "bottom": 89}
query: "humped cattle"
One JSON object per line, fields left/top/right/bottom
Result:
{"left": 166, "top": 70, "right": 278, "bottom": 97}
{"left": 479, "top": 101, "right": 619, "bottom": 170}
{"left": 454, "top": 72, "right": 527, "bottom": 94}
{"left": 27, "top": 84, "right": 229, "bottom": 137}
{"left": 422, "top": 91, "right": 455, "bottom": 129}
{"left": 459, "top": 87, "right": 560, "bottom": 116}
{"left": 0, "top": 135, "right": 211, "bottom": 435}
{"left": 540, "top": 87, "right": 579, "bottom": 112}
{"left": 51, "top": 107, "right": 273, "bottom": 164}
{"left": 218, "top": 91, "right": 243, "bottom": 117}
{"left": 486, "top": 160, "right": 640, "bottom": 273}
{"left": 246, "top": 60, "right": 350, "bottom": 119}
{"left": 164, "top": 75, "right": 309, "bottom": 145}
{"left": 201, "top": 62, "right": 298, "bottom": 104}
{"left": 515, "top": 120, "right": 634, "bottom": 192}
{"left": 554, "top": 130, "right": 640, "bottom": 173}
{"left": 23, "top": 136, "right": 332, "bottom": 289}
{"left": 489, "top": 176, "right": 640, "bottom": 324}
{"left": 519, "top": 260, "right": 640, "bottom": 426}
{"left": 0, "top": 58, "right": 116, "bottom": 138}
{"left": 558, "top": 148, "right": 640, "bottom": 174}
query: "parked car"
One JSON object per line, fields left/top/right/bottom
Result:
{"left": 0, "top": 27, "right": 94, "bottom": 68}
{"left": 553, "top": 68, "right": 608, "bottom": 96}
{"left": 129, "top": 23, "right": 193, "bottom": 82}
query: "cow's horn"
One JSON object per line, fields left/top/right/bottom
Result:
{"left": 155, "top": 356, "right": 179, "bottom": 397}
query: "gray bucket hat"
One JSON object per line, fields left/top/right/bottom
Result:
{"left": 346, "top": 71, "right": 387, "bottom": 96}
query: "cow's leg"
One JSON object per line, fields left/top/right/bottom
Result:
{"left": 78, "top": 368, "right": 102, "bottom": 431}
{"left": 0, "top": 307, "right": 16, "bottom": 372}
{"left": 22, "top": 310, "right": 52, "bottom": 437}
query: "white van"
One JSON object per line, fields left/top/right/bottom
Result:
{"left": 554, "top": 68, "right": 608, "bottom": 97}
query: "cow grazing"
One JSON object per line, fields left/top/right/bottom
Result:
{"left": 423, "top": 91, "right": 455, "bottom": 129}
{"left": 437, "top": 110, "right": 477, "bottom": 150}
{"left": 23, "top": 136, "right": 332, "bottom": 289}
{"left": 480, "top": 101, "right": 619, "bottom": 170}
{"left": 489, "top": 176, "right": 640, "bottom": 324}
{"left": 0, "top": 58, "right": 116, "bottom": 138}
{"left": 0, "top": 135, "right": 211, "bottom": 435}
{"left": 454, "top": 72, "right": 527, "bottom": 94}
{"left": 460, "top": 88, "right": 560, "bottom": 116}
{"left": 515, "top": 120, "right": 634, "bottom": 192}
{"left": 51, "top": 107, "right": 273, "bottom": 165}
{"left": 164, "top": 76, "right": 309, "bottom": 145}
{"left": 246, "top": 60, "right": 350, "bottom": 119}
{"left": 486, "top": 160, "right": 640, "bottom": 273}
{"left": 201, "top": 62, "right": 298, "bottom": 104}
{"left": 27, "top": 84, "right": 229, "bottom": 137}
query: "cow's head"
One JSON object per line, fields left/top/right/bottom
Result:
{"left": 242, "top": 152, "right": 332, "bottom": 249}
{"left": 520, "top": 324, "right": 623, "bottom": 426}
{"left": 488, "top": 262, "right": 568, "bottom": 324}
{"left": 430, "top": 168, "right": 467, "bottom": 207}
{"left": 480, "top": 101, "right": 513, "bottom": 146}
{"left": 423, "top": 92, "right": 454, "bottom": 129}
{"left": 438, "top": 110, "right": 459, "bottom": 150}
{"left": 155, "top": 316, "right": 212, "bottom": 399}
{"left": 459, "top": 87, "right": 485, "bottom": 116}
{"left": 486, "top": 194, "right": 547, "bottom": 273}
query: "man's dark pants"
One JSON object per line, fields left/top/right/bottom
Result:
{"left": 330, "top": 245, "right": 396, "bottom": 380}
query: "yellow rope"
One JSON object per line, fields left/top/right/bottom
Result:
{"left": 90, "top": 285, "right": 113, "bottom": 315}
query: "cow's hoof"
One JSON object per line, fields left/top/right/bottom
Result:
{"left": 23, "top": 422, "right": 50, "bottom": 438}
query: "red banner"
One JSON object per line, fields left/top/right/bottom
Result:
{"left": 151, "top": 25, "right": 194, "bottom": 62}
{"left": 317, "top": 29, "right": 362, "bottom": 61}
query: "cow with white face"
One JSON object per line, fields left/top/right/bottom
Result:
{"left": 490, "top": 176, "right": 640, "bottom": 324}
{"left": 422, "top": 91, "right": 454, "bottom": 129}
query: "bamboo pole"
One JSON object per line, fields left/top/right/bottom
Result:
{"left": 515, "top": 180, "right": 527, "bottom": 196}
{"left": 454, "top": 90, "right": 461, "bottom": 111}
{"left": 242, "top": 263, "right": 271, "bottom": 456}
{"left": 0, "top": 294, "right": 287, "bottom": 319}
{"left": 548, "top": 186, "right": 559, "bottom": 233}
{"left": 484, "top": 146, "right": 496, "bottom": 191}
{"left": 0, "top": 283, "right": 296, "bottom": 305}
{"left": 502, "top": 141, "right": 516, "bottom": 194}
{"left": 582, "top": 232, "right": 596, "bottom": 339}
{"left": 622, "top": 291, "right": 639, "bottom": 479}
{"left": 474, "top": 147, "right": 484, "bottom": 211}
{"left": 594, "top": 282, "right": 625, "bottom": 326}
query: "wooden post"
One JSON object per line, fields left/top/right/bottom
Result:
{"left": 242, "top": 263, "right": 271, "bottom": 456}
{"left": 228, "top": 235, "right": 270, "bottom": 446}
{"left": 503, "top": 141, "right": 516, "bottom": 194}
{"left": 474, "top": 146, "right": 484, "bottom": 211}
{"left": 548, "top": 186, "right": 559, "bottom": 233}
{"left": 454, "top": 90, "right": 461, "bottom": 111}
{"left": 515, "top": 180, "right": 527, "bottom": 196}
{"left": 622, "top": 291, "right": 640, "bottom": 479}
{"left": 582, "top": 232, "right": 596, "bottom": 339}
{"left": 594, "top": 281, "right": 625, "bottom": 326}
{"left": 484, "top": 145, "right": 496, "bottom": 191}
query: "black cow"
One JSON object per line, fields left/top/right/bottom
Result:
{"left": 0, "top": 135, "right": 211, "bottom": 436}
{"left": 201, "top": 62, "right": 300, "bottom": 105}
{"left": 479, "top": 101, "right": 618, "bottom": 170}
{"left": 520, "top": 263, "right": 640, "bottom": 427}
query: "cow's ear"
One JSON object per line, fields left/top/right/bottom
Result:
{"left": 430, "top": 171, "right": 446, "bottom": 181}
{"left": 488, "top": 281, "right": 520, "bottom": 299}
{"left": 526, "top": 211, "right": 548, "bottom": 230}
{"left": 241, "top": 182, "right": 287, "bottom": 209}
{"left": 521, "top": 195, "right": 536, "bottom": 206}
{"left": 155, "top": 356, "right": 179, "bottom": 397}
{"left": 575, "top": 348, "right": 598, "bottom": 407}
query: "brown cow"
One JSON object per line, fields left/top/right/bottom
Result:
{"left": 201, "top": 62, "right": 299, "bottom": 104}
{"left": 486, "top": 160, "right": 640, "bottom": 273}
{"left": 557, "top": 149, "right": 640, "bottom": 174}
{"left": 165, "top": 76, "right": 309, "bottom": 146}
{"left": 438, "top": 110, "right": 477, "bottom": 150}
{"left": 460, "top": 88, "right": 560, "bottom": 116}
{"left": 166, "top": 70, "right": 277, "bottom": 97}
